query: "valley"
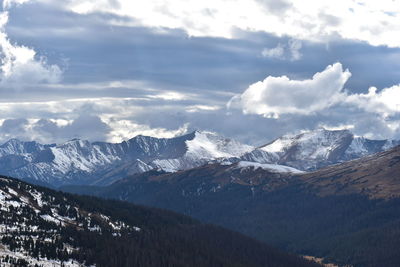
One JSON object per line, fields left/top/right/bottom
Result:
{"left": 0, "top": 175, "right": 319, "bottom": 267}
{"left": 63, "top": 143, "right": 400, "bottom": 266}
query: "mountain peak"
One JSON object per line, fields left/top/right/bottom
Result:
{"left": 2, "top": 138, "right": 24, "bottom": 146}
{"left": 61, "top": 138, "right": 91, "bottom": 147}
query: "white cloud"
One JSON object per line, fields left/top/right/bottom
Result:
{"left": 346, "top": 85, "right": 400, "bottom": 117}
{"left": 147, "top": 91, "right": 189, "bottom": 101}
{"left": 262, "top": 39, "right": 302, "bottom": 61}
{"left": 229, "top": 63, "right": 351, "bottom": 117}
{"left": 2, "top": 0, "right": 31, "bottom": 9}
{"left": 0, "top": 6, "right": 62, "bottom": 87}
{"left": 288, "top": 39, "right": 302, "bottom": 61}
{"left": 0, "top": 96, "right": 193, "bottom": 143}
{"left": 104, "top": 119, "right": 189, "bottom": 143}
{"left": 185, "top": 105, "right": 221, "bottom": 113}
{"left": 262, "top": 43, "right": 285, "bottom": 59}
{"left": 231, "top": 62, "right": 400, "bottom": 119}
{"left": 229, "top": 62, "right": 400, "bottom": 139}
{"left": 58, "top": 0, "right": 400, "bottom": 48}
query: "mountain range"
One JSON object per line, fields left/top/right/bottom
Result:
{"left": 2, "top": 127, "right": 400, "bottom": 266}
{"left": 63, "top": 144, "right": 400, "bottom": 266}
{"left": 0, "top": 128, "right": 398, "bottom": 187}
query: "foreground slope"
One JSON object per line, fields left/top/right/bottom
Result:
{"left": 300, "top": 145, "right": 400, "bottom": 199}
{"left": 64, "top": 146, "right": 400, "bottom": 267}
{"left": 0, "top": 175, "right": 318, "bottom": 267}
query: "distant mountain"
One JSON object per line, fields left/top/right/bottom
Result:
{"left": 0, "top": 131, "right": 253, "bottom": 186}
{"left": 95, "top": 131, "right": 253, "bottom": 185}
{"left": 0, "top": 175, "right": 319, "bottom": 267}
{"left": 63, "top": 145, "right": 400, "bottom": 266}
{"left": 0, "top": 128, "right": 397, "bottom": 186}
{"left": 242, "top": 128, "right": 400, "bottom": 170}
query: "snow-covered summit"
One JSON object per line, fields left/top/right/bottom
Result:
{"left": 261, "top": 128, "right": 353, "bottom": 161}
{"left": 0, "top": 131, "right": 253, "bottom": 186}
{"left": 246, "top": 128, "right": 400, "bottom": 170}
{"left": 0, "top": 128, "right": 397, "bottom": 185}
{"left": 185, "top": 131, "right": 253, "bottom": 159}
{"left": 148, "top": 131, "right": 254, "bottom": 174}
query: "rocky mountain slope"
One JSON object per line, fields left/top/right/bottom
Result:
{"left": 242, "top": 128, "right": 400, "bottom": 170}
{"left": 0, "top": 175, "right": 319, "bottom": 267}
{"left": 300, "top": 145, "right": 400, "bottom": 199}
{"left": 0, "top": 131, "right": 253, "bottom": 186}
{"left": 0, "top": 128, "right": 397, "bottom": 186}
{"left": 63, "top": 145, "right": 400, "bottom": 266}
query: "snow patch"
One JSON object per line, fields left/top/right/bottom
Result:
{"left": 235, "top": 161, "right": 304, "bottom": 174}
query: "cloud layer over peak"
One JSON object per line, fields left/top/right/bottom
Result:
{"left": 229, "top": 62, "right": 400, "bottom": 140}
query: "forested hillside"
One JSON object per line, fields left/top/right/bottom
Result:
{"left": 0, "top": 175, "right": 319, "bottom": 267}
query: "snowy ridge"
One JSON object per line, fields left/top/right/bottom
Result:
{"left": 0, "top": 131, "right": 254, "bottom": 186}
{"left": 150, "top": 131, "right": 254, "bottom": 173}
{"left": 234, "top": 161, "right": 304, "bottom": 174}
{"left": 186, "top": 131, "right": 253, "bottom": 159}
{"left": 0, "top": 128, "right": 398, "bottom": 185}
{"left": 253, "top": 128, "right": 400, "bottom": 170}
{"left": 261, "top": 129, "right": 352, "bottom": 160}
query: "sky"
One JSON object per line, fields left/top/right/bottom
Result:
{"left": 1, "top": 0, "right": 400, "bottom": 145}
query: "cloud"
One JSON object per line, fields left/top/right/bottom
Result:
{"left": 2, "top": 0, "right": 400, "bottom": 144}
{"left": 262, "top": 39, "right": 302, "bottom": 61}
{"left": 105, "top": 119, "right": 189, "bottom": 143}
{"left": 0, "top": 118, "right": 29, "bottom": 139}
{"left": 261, "top": 43, "right": 285, "bottom": 59}
{"left": 230, "top": 61, "right": 400, "bottom": 119}
{"left": 0, "top": 114, "right": 190, "bottom": 144}
{"left": 0, "top": 115, "right": 111, "bottom": 143}
{"left": 288, "top": 39, "right": 302, "bottom": 60}
{"left": 229, "top": 63, "right": 351, "bottom": 117}
{"left": 3, "top": 0, "right": 31, "bottom": 9}
{"left": 0, "top": 5, "right": 62, "bottom": 87}
{"left": 185, "top": 105, "right": 221, "bottom": 113}
{"left": 256, "top": 0, "right": 292, "bottom": 14}
{"left": 346, "top": 85, "right": 400, "bottom": 116}
{"left": 146, "top": 91, "right": 189, "bottom": 101}
{"left": 58, "top": 0, "right": 400, "bottom": 47}
{"left": 228, "top": 62, "right": 400, "bottom": 140}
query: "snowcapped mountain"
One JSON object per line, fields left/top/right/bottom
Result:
{"left": 149, "top": 131, "right": 253, "bottom": 172}
{"left": 0, "top": 128, "right": 397, "bottom": 186}
{"left": 62, "top": 144, "right": 400, "bottom": 267}
{"left": 0, "top": 131, "right": 253, "bottom": 186}
{"left": 243, "top": 128, "right": 400, "bottom": 170}
{"left": 96, "top": 131, "right": 254, "bottom": 185}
